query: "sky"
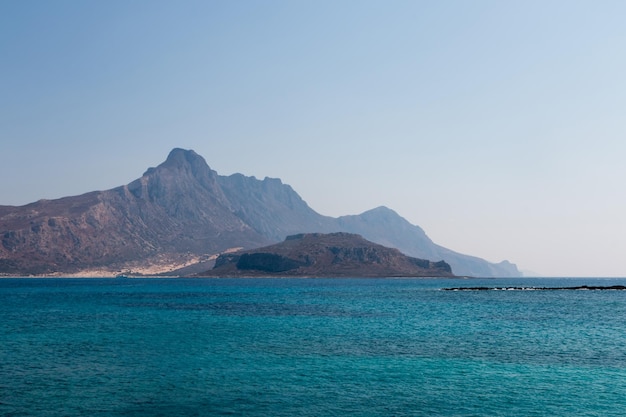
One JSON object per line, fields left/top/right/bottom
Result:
{"left": 2, "top": 0, "right": 626, "bottom": 277}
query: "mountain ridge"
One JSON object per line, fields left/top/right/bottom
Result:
{"left": 0, "top": 148, "right": 520, "bottom": 277}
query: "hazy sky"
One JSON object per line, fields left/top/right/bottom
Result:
{"left": 2, "top": 1, "right": 626, "bottom": 276}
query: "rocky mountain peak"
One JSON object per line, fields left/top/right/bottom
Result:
{"left": 162, "top": 148, "right": 206, "bottom": 168}
{"left": 157, "top": 148, "right": 216, "bottom": 181}
{"left": 127, "top": 148, "right": 225, "bottom": 204}
{"left": 358, "top": 206, "right": 401, "bottom": 220}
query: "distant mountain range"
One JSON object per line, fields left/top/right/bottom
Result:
{"left": 202, "top": 232, "right": 454, "bottom": 277}
{"left": 0, "top": 148, "right": 520, "bottom": 277}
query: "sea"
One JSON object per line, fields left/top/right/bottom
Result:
{"left": 1, "top": 277, "right": 625, "bottom": 416}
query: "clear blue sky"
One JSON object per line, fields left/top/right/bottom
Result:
{"left": 2, "top": 0, "right": 626, "bottom": 276}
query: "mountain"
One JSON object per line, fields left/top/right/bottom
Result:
{"left": 200, "top": 233, "right": 454, "bottom": 277}
{"left": 336, "top": 206, "right": 519, "bottom": 277}
{"left": 0, "top": 149, "right": 269, "bottom": 275}
{"left": 216, "top": 173, "right": 337, "bottom": 241}
{"left": 0, "top": 148, "right": 520, "bottom": 277}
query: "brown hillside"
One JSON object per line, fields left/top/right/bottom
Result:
{"left": 199, "top": 232, "right": 454, "bottom": 277}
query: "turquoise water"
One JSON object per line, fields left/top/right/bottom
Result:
{"left": 1, "top": 277, "right": 626, "bottom": 416}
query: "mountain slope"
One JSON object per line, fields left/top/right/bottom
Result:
{"left": 0, "top": 149, "right": 269, "bottom": 274}
{"left": 336, "top": 206, "right": 519, "bottom": 277}
{"left": 0, "top": 148, "right": 520, "bottom": 276}
{"left": 217, "top": 174, "right": 337, "bottom": 241}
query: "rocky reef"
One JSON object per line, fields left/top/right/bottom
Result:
{"left": 443, "top": 285, "right": 626, "bottom": 291}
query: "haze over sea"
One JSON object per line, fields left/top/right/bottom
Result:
{"left": 2, "top": 277, "right": 625, "bottom": 416}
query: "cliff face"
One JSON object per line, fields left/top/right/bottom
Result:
{"left": 217, "top": 174, "right": 337, "bottom": 242}
{"left": 0, "top": 148, "right": 520, "bottom": 277}
{"left": 202, "top": 233, "right": 454, "bottom": 277}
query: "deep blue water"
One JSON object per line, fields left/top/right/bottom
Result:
{"left": 1, "top": 277, "right": 626, "bottom": 416}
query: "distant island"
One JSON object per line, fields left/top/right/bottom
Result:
{"left": 197, "top": 232, "right": 454, "bottom": 278}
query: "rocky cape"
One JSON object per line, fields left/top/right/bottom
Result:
{"left": 0, "top": 148, "right": 520, "bottom": 277}
{"left": 199, "top": 233, "right": 453, "bottom": 277}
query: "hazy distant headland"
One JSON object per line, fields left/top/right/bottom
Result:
{"left": 0, "top": 148, "right": 520, "bottom": 278}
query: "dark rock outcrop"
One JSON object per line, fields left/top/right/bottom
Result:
{"left": 443, "top": 285, "right": 626, "bottom": 291}
{"left": 201, "top": 233, "right": 453, "bottom": 277}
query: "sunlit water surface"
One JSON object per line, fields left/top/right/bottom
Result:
{"left": 2, "top": 277, "right": 626, "bottom": 416}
